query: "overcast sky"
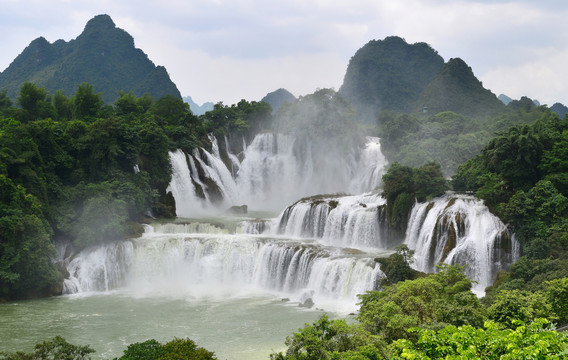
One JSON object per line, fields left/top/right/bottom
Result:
{"left": 1, "top": 0, "right": 567, "bottom": 106}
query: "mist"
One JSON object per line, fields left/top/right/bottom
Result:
{"left": 168, "top": 89, "right": 387, "bottom": 216}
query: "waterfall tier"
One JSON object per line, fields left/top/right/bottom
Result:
{"left": 274, "top": 192, "right": 519, "bottom": 295}
{"left": 168, "top": 133, "right": 388, "bottom": 215}
{"left": 63, "top": 227, "right": 385, "bottom": 311}
{"left": 404, "top": 194, "right": 520, "bottom": 295}
{"left": 277, "top": 193, "right": 392, "bottom": 250}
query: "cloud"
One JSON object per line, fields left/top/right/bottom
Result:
{"left": 1, "top": 0, "right": 567, "bottom": 104}
{"left": 481, "top": 47, "right": 568, "bottom": 105}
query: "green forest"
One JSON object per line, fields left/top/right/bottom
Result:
{"left": 1, "top": 79, "right": 568, "bottom": 358}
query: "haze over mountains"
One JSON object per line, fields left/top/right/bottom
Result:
{"left": 0, "top": 15, "right": 565, "bottom": 119}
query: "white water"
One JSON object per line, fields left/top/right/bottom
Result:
{"left": 167, "top": 133, "right": 388, "bottom": 215}
{"left": 64, "top": 224, "right": 386, "bottom": 314}
{"left": 277, "top": 193, "right": 390, "bottom": 251}
{"left": 404, "top": 194, "right": 520, "bottom": 295}
{"left": 276, "top": 192, "right": 519, "bottom": 295}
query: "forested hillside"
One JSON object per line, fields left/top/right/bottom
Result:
{"left": 0, "top": 15, "right": 181, "bottom": 104}
{"left": 339, "top": 36, "right": 445, "bottom": 119}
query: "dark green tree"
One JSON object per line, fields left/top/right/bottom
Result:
{"left": 73, "top": 83, "right": 103, "bottom": 120}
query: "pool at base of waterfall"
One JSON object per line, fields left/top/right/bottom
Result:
{"left": 0, "top": 291, "right": 331, "bottom": 359}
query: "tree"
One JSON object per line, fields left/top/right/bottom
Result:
{"left": 357, "top": 265, "right": 486, "bottom": 342}
{"left": 0, "top": 336, "right": 95, "bottom": 360}
{"left": 390, "top": 319, "right": 568, "bottom": 359}
{"left": 17, "top": 82, "right": 53, "bottom": 122}
{"left": 115, "top": 338, "right": 216, "bottom": 360}
{"left": 270, "top": 315, "right": 386, "bottom": 360}
{"left": 487, "top": 289, "right": 554, "bottom": 327}
{"left": 0, "top": 90, "right": 12, "bottom": 111}
{"left": 0, "top": 175, "right": 58, "bottom": 300}
{"left": 376, "top": 244, "right": 419, "bottom": 286}
{"left": 381, "top": 162, "right": 447, "bottom": 236}
{"left": 73, "top": 83, "right": 103, "bottom": 120}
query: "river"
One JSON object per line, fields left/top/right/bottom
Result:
{"left": 0, "top": 291, "right": 327, "bottom": 359}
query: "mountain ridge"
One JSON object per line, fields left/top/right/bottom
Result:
{"left": 0, "top": 14, "right": 181, "bottom": 103}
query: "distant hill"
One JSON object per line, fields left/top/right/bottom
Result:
{"left": 340, "top": 37, "right": 512, "bottom": 120}
{"left": 498, "top": 94, "right": 512, "bottom": 105}
{"left": 261, "top": 88, "right": 296, "bottom": 113}
{"left": 551, "top": 102, "right": 568, "bottom": 118}
{"left": 183, "top": 96, "right": 214, "bottom": 115}
{"left": 0, "top": 14, "right": 181, "bottom": 103}
{"left": 415, "top": 58, "right": 506, "bottom": 117}
{"left": 339, "top": 36, "right": 445, "bottom": 119}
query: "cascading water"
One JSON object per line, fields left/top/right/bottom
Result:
{"left": 166, "top": 133, "right": 388, "bottom": 214}
{"left": 404, "top": 193, "right": 520, "bottom": 295}
{"left": 64, "top": 132, "right": 518, "bottom": 319}
{"left": 277, "top": 193, "right": 391, "bottom": 250}
{"left": 63, "top": 225, "right": 385, "bottom": 312}
{"left": 275, "top": 191, "right": 519, "bottom": 295}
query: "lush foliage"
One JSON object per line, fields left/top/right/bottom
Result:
{"left": 391, "top": 319, "right": 568, "bottom": 359}
{"left": 274, "top": 265, "right": 568, "bottom": 359}
{"left": 381, "top": 161, "right": 447, "bottom": 236}
{"left": 379, "top": 102, "right": 547, "bottom": 176}
{"left": 339, "top": 36, "right": 444, "bottom": 119}
{"left": 270, "top": 315, "right": 387, "bottom": 360}
{"left": 0, "top": 82, "right": 269, "bottom": 300}
{"left": 357, "top": 265, "right": 486, "bottom": 342}
{"left": 0, "top": 336, "right": 95, "bottom": 360}
{"left": 0, "top": 336, "right": 216, "bottom": 360}
{"left": 375, "top": 244, "right": 422, "bottom": 286}
{"left": 115, "top": 337, "right": 217, "bottom": 360}
{"left": 451, "top": 110, "right": 568, "bottom": 286}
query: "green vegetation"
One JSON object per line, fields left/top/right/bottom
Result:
{"left": 0, "top": 82, "right": 270, "bottom": 300}
{"left": 381, "top": 161, "right": 447, "bottom": 237}
{"left": 115, "top": 338, "right": 217, "bottom": 360}
{"left": 0, "top": 336, "right": 95, "bottom": 360}
{"left": 391, "top": 319, "right": 568, "bottom": 359}
{"left": 0, "top": 15, "right": 181, "bottom": 104}
{"left": 378, "top": 102, "right": 548, "bottom": 176}
{"left": 451, "top": 109, "right": 568, "bottom": 297}
{"left": 339, "top": 36, "right": 445, "bottom": 119}
{"left": 0, "top": 336, "right": 216, "bottom": 360}
{"left": 272, "top": 265, "right": 568, "bottom": 360}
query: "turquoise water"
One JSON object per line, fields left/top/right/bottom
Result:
{"left": 0, "top": 292, "right": 326, "bottom": 359}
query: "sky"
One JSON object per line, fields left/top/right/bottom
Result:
{"left": 1, "top": 0, "right": 567, "bottom": 106}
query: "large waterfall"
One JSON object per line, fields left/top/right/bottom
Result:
{"left": 63, "top": 225, "right": 385, "bottom": 312}
{"left": 167, "top": 133, "right": 387, "bottom": 215}
{"left": 63, "top": 132, "right": 519, "bottom": 313}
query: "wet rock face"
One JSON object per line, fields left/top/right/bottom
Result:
{"left": 227, "top": 205, "right": 248, "bottom": 215}
{"left": 299, "top": 298, "right": 314, "bottom": 308}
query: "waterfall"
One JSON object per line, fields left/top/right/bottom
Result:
{"left": 277, "top": 193, "right": 391, "bottom": 250}
{"left": 63, "top": 241, "right": 134, "bottom": 293}
{"left": 275, "top": 191, "right": 519, "bottom": 295}
{"left": 166, "top": 150, "right": 206, "bottom": 217}
{"left": 63, "top": 226, "right": 384, "bottom": 310}
{"left": 404, "top": 193, "right": 520, "bottom": 295}
{"left": 166, "top": 133, "right": 389, "bottom": 215}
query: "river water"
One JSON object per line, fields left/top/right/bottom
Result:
{"left": 0, "top": 291, "right": 326, "bottom": 359}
